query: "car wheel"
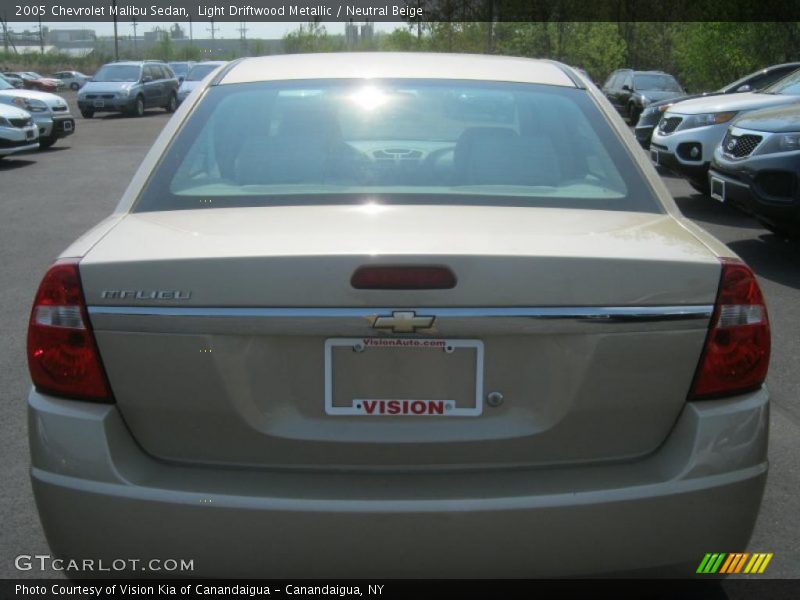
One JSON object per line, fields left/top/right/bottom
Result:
{"left": 70, "top": 82, "right": 79, "bottom": 91}
{"left": 628, "top": 103, "right": 641, "bottom": 125}
{"left": 132, "top": 96, "right": 145, "bottom": 117}
{"left": 689, "top": 179, "right": 710, "bottom": 196}
{"left": 165, "top": 93, "right": 177, "bottom": 113}
{"left": 80, "top": 108, "right": 94, "bottom": 119}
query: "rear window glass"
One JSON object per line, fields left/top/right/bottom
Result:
{"left": 187, "top": 64, "right": 222, "bottom": 81}
{"left": 134, "top": 79, "right": 661, "bottom": 213}
{"left": 634, "top": 74, "right": 682, "bottom": 92}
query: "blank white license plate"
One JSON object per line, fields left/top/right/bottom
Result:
{"left": 710, "top": 177, "right": 726, "bottom": 202}
{"left": 93, "top": 100, "right": 104, "bottom": 107}
{"left": 324, "top": 338, "right": 484, "bottom": 417}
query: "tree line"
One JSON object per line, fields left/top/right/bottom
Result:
{"left": 283, "top": 22, "right": 800, "bottom": 92}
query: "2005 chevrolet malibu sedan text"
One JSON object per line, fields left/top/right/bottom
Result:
{"left": 27, "top": 53, "right": 771, "bottom": 578}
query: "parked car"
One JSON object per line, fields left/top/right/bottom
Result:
{"left": 651, "top": 68, "right": 800, "bottom": 194}
{"left": 5, "top": 72, "right": 60, "bottom": 92}
{"left": 709, "top": 104, "right": 800, "bottom": 238}
{"left": 2, "top": 72, "right": 25, "bottom": 88}
{"left": 168, "top": 61, "right": 196, "bottom": 83}
{"left": 601, "top": 69, "right": 685, "bottom": 124}
{"left": 49, "top": 70, "right": 92, "bottom": 91}
{"left": 0, "top": 103, "right": 38, "bottom": 158}
{"left": 77, "top": 61, "right": 179, "bottom": 118}
{"left": 177, "top": 61, "right": 226, "bottom": 104}
{"left": 635, "top": 62, "right": 800, "bottom": 149}
{"left": 0, "top": 77, "right": 75, "bottom": 149}
{"left": 24, "top": 72, "right": 66, "bottom": 91}
{"left": 27, "top": 53, "right": 771, "bottom": 578}
{"left": 0, "top": 72, "right": 24, "bottom": 89}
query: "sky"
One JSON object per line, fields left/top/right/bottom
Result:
{"left": 9, "top": 21, "right": 404, "bottom": 39}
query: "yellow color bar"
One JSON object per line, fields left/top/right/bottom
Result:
{"left": 758, "top": 553, "right": 773, "bottom": 574}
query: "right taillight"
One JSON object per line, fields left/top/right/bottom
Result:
{"left": 27, "top": 258, "right": 113, "bottom": 402}
{"left": 689, "top": 258, "right": 770, "bottom": 400}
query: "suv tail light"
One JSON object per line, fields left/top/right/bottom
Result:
{"left": 689, "top": 258, "right": 770, "bottom": 399}
{"left": 27, "top": 259, "right": 113, "bottom": 402}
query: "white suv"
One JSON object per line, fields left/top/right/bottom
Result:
{"left": 0, "top": 103, "right": 38, "bottom": 158}
{"left": 650, "top": 70, "right": 800, "bottom": 193}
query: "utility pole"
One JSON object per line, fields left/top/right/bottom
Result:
{"left": 238, "top": 21, "right": 247, "bottom": 56}
{"left": 189, "top": 16, "right": 193, "bottom": 44}
{"left": 131, "top": 17, "right": 138, "bottom": 57}
{"left": 112, "top": 0, "right": 119, "bottom": 61}
{"left": 1, "top": 13, "right": 10, "bottom": 54}
{"left": 208, "top": 18, "right": 216, "bottom": 42}
{"left": 37, "top": 13, "right": 43, "bottom": 53}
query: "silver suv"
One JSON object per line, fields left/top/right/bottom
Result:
{"left": 77, "top": 61, "right": 179, "bottom": 118}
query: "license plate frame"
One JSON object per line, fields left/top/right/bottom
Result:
{"left": 324, "top": 338, "right": 484, "bottom": 417}
{"left": 710, "top": 176, "right": 726, "bottom": 202}
{"left": 62, "top": 120, "right": 73, "bottom": 132}
{"left": 93, "top": 100, "right": 104, "bottom": 108}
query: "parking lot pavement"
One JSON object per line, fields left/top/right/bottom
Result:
{"left": 0, "top": 98, "right": 798, "bottom": 578}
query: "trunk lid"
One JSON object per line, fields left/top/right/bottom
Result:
{"left": 81, "top": 205, "right": 719, "bottom": 470}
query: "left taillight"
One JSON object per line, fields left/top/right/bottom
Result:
{"left": 27, "top": 258, "right": 113, "bottom": 402}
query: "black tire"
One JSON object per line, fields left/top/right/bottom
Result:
{"left": 165, "top": 93, "right": 177, "bottom": 113}
{"left": 70, "top": 82, "right": 79, "bottom": 91}
{"left": 80, "top": 108, "right": 94, "bottom": 119}
{"left": 689, "top": 179, "right": 710, "bottom": 196}
{"left": 131, "top": 96, "right": 145, "bottom": 117}
{"left": 758, "top": 218, "right": 800, "bottom": 239}
{"left": 628, "top": 103, "right": 641, "bottom": 125}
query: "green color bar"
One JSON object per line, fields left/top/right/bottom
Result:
{"left": 710, "top": 553, "right": 727, "bottom": 573}
{"left": 697, "top": 554, "right": 713, "bottom": 574}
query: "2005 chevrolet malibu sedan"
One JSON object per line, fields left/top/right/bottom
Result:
{"left": 28, "top": 53, "right": 770, "bottom": 578}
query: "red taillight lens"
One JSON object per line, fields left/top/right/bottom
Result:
{"left": 351, "top": 266, "right": 457, "bottom": 290}
{"left": 689, "top": 258, "right": 770, "bottom": 400}
{"left": 27, "top": 259, "right": 113, "bottom": 402}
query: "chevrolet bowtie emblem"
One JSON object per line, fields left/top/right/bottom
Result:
{"left": 372, "top": 311, "right": 435, "bottom": 333}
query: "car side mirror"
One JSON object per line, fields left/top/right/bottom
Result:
{"left": 622, "top": 84, "right": 632, "bottom": 92}
{"left": 736, "top": 84, "right": 751, "bottom": 93}
{"left": 141, "top": 76, "right": 153, "bottom": 84}
{"left": 178, "top": 76, "right": 185, "bottom": 83}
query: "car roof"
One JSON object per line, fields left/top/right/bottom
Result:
{"left": 220, "top": 53, "right": 576, "bottom": 87}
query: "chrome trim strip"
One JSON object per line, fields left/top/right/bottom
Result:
{"left": 88, "top": 305, "right": 713, "bottom": 321}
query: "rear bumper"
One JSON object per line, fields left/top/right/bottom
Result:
{"left": 29, "top": 388, "right": 769, "bottom": 578}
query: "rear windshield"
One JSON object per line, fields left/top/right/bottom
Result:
{"left": 187, "top": 64, "right": 221, "bottom": 82}
{"left": 134, "top": 79, "right": 661, "bottom": 213}
{"left": 634, "top": 74, "right": 682, "bottom": 92}
{"left": 93, "top": 65, "right": 140, "bottom": 82}
{"left": 169, "top": 63, "right": 191, "bottom": 76}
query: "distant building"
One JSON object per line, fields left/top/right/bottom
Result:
{"left": 345, "top": 21, "right": 359, "bottom": 47}
{"left": 45, "top": 29, "right": 96, "bottom": 43}
{"left": 360, "top": 22, "right": 374, "bottom": 42}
